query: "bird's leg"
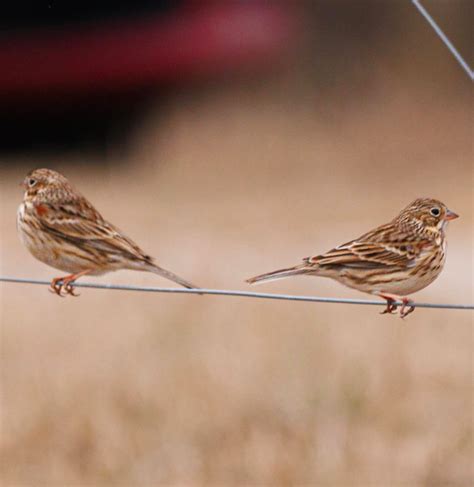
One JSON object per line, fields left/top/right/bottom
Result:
{"left": 378, "top": 292, "right": 415, "bottom": 318}
{"left": 49, "top": 270, "right": 91, "bottom": 297}
{"left": 380, "top": 298, "right": 398, "bottom": 315}
{"left": 377, "top": 292, "right": 399, "bottom": 314}
{"left": 50, "top": 277, "right": 65, "bottom": 297}
{"left": 62, "top": 270, "right": 92, "bottom": 296}
{"left": 399, "top": 298, "right": 415, "bottom": 318}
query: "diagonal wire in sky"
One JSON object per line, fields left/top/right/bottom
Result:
{"left": 412, "top": 0, "right": 473, "bottom": 80}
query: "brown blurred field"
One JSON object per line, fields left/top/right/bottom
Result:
{"left": 1, "top": 6, "right": 473, "bottom": 486}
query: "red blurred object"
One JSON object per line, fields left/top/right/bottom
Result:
{"left": 0, "top": 3, "right": 297, "bottom": 101}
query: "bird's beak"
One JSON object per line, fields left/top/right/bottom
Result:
{"left": 444, "top": 209, "right": 459, "bottom": 221}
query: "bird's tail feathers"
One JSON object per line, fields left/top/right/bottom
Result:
{"left": 148, "top": 263, "right": 199, "bottom": 289}
{"left": 246, "top": 264, "right": 311, "bottom": 285}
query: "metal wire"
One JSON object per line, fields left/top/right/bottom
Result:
{"left": 0, "top": 276, "right": 472, "bottom": 311}
{"left": 412, "top": 0, "right": 473, "bottom": 80}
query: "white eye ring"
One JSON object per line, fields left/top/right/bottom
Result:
{"left": 28, "top": 178, "right": 37, "bottom": 187}
{"left": 430, "top": 207, "right": 440, "bottom": 217}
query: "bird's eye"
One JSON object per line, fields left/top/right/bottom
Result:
{"left": 28, "top": 178, "right": 37, "bottom": 187}
{"left": 430, "top": 207, "right": 440, "bottom": 217}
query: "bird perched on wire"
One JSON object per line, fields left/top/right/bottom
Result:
{"left": 17, "top": 168, "right": 199, "bottom": 296}
{"left": 246, "top": 198, "right": 458, "bottom": 317}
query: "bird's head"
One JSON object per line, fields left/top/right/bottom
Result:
{"left": 21, "top": 168, "right": 71, "bottom": 201}
{"left": 396, "top": 197, "right": 458, "bottom": 235}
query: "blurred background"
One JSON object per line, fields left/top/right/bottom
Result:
{"left": 0, "top": 1, "right": 472, "bottom": 485}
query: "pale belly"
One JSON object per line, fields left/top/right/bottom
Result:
{"left": 333, "top": 268, "right": 444, "bottom": 296}
{"left": 369, "top": 267, "right": 443, "bottom": 295}
{"left": 17, "top": 203, "right": 108, "bottom": 275}
{"left": 314, "top": 247, "right": 446, "bottom": 297}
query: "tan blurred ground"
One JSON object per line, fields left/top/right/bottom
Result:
{"left": 1, "top": 14, "right": 473, "bottom": 487}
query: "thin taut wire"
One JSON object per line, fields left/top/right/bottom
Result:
{"left": 0, "top": 277, "right": 472, "bottom": 311}
{"left": 412, "top": 0, "right": 473, "bottom": 80}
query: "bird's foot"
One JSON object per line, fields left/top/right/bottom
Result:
{"left": 399, "top": 298, "right": 415, "bottom": 318}
{"left": 49, "top": 277, "right": 66, "bottom": 297}
{"left": 63, "top": 279, "right": 80, "bottom": 296}
{"left": 380, "top": 298, "right": 398, "bottom": 315}
{"left": 49, "top": 276, "right": 79, "bottom": 297}
{"left": 49, "top": 270, "right": 90, "bottom": 297}
{"left": 378, "top": 293, "right": 415, "bottom": 318}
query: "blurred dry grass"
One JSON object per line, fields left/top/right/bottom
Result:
{"left": 0, "top": 14, "right": 473, "bottom": 486}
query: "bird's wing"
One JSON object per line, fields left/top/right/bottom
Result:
{"left": 35, "top": 200, "right": 150, "bottom": 261}
{"left": 304, "top": 230, "right": 428, "bottom": 270}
